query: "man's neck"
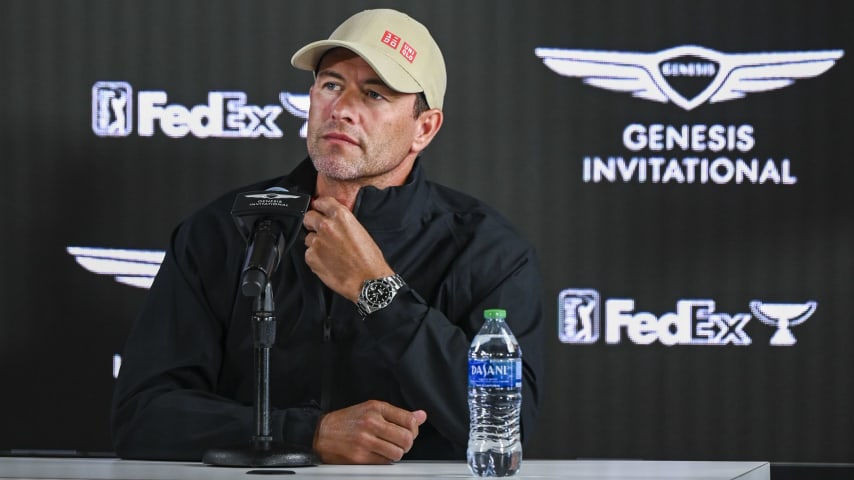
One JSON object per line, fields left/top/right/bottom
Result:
{"left": 315, "top": 175, "right": 363, "bottom": 211}
{"left": 314, "top": 157, "right": 417, "bottom": 211}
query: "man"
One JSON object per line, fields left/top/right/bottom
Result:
{"left": 112, "top": 8, "right": 543, "bottom": 464}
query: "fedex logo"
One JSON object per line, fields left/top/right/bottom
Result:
{"left": 137, "top": 91, "right": 282, "bottom": 138}
{"left": 559, "top": 289, "right": 753, "bottom": 346}
{"left": 91, "top": 82, "right": 311, "bottom": 139}
{"left": 605, "top": 298, "right": 751, "bottom": 346}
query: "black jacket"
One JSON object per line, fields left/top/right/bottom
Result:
{"left": 111, "top": 158, "right": 544, "bottom": 461}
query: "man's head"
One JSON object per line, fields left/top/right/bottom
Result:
{"left": 291, "top": 8, "right": 446, "bottom": 111}
{"left": 291, "top": 10, "right": 445, "bottom": 188}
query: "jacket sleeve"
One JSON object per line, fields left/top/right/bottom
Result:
{"left": 362, "top": 239, "right": 544, "bottom": 454}
{"left": 110, "top": 217, "right": 322, "bottom": 461}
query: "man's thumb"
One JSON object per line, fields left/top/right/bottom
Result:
{"left": 412, "top": 409, "right": 427, "bottom": 426}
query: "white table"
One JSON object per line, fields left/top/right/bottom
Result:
{"left": 0, "top": 457, "right": 769, "bottom": 480}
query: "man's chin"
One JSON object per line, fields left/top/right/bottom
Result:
{"left": 311, "top": 158, "right": 362, "bottom": 181}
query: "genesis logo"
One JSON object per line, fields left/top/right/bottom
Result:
{"left": 92, "top": 81, "right": 310, "bottom": 139}
{"left": 535, "top": 45, "right": 843, "bottom": 110}
{"left": 245, "top": 193, "right": 301, "bottom": 200}
{"left": 559, "top": 288, "right": 817, "bottom": 347}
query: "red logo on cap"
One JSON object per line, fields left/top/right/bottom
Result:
{"left": 381, "top": 31, "right": 401, "bottom": 49}
{"left": 400, "top": 42, "right": 417, "bottom": 63}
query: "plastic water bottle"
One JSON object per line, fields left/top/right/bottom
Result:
{"left": 467, "top": 308, "right": 522, "bottom": 477}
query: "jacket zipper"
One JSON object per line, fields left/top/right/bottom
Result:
{"left": 319, "top": 282, "right": 334, "bottom": 413}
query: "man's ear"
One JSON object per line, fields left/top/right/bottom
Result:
{"left": 412, "top": 109, "right": 444, "bottom": 153}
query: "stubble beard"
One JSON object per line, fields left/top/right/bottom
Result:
{"left": 307, "top": 124, "right": 363, "bottom": 181}
{"left": 308, "top": 125, "right": 405, "bottom": 183}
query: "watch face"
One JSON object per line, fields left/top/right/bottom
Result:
{"left": 358, "top": 274, "right": 404, "bottom": 316}
{"left": 365, "top": 280, "right": 393, "bottom": 308}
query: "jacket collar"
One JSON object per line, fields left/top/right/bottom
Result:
{"left": 282, "top": 157, "right": 430, "bottom": 233}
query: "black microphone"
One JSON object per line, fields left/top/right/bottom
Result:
{"left": 231, "top": 187, "right": 310, "bottom": 297}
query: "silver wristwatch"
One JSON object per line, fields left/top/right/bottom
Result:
{"left": 357, "top": 273, "right": 406, "bottom": 317}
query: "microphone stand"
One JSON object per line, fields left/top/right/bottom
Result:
{"left": 203, "top": 282, "right": 318, "bottom": 468}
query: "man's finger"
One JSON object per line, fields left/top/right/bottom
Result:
{"left": 302, "top": 209, "right": 319, "bottom": 231}
{"left": 369, "top": 419, "right": 416, "bottom": 458}
{"left": 310, "top": 196, "right": 343, "bottom": 217}
{"left": 379, "top": 403, "right": 424, "bottom": 436}
{"left": 412, "top": 410, "right": 427, "bottom": 426}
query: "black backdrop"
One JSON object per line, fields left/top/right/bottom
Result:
{"left": 1, "top": 0, "right": 852, "bottom": 464}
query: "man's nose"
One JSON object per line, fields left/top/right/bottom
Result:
{"left": 330, "top": 90, "right": 358, "bottom": 123}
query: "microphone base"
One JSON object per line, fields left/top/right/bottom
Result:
{"left": 202, "top": 442, "right": 319, "bottom": 468}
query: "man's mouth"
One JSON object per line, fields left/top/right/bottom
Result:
{"left": 323, "top": 132, "right": 359, "bottom": 146}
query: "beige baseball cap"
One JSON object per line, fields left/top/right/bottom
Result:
{"left": 291, "top": 9, "right": 446, "bottom": 110}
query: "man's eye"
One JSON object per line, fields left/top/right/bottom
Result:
{"left": 367, "top": 90, "right": 386, "bottom": 100}
{"left": 322, "top": 82, "right": 341, "bottom": 91}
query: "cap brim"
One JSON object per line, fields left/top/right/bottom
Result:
{"left": 291, "top": 40, "right": 423, "bottom": 95}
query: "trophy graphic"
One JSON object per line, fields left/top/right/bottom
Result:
{"left": 749, "top": 300, "right": 817, "bottom": 346}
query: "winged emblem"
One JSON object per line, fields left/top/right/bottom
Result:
{"left": 245, "top": 193, "right": 301, "bottom": 199}
{"left": 280, "top": 92, "right": 310, "bottom": 137}
{"left": 66, "top": 246, "right": 165, "bottom": 289}
{"left": 535, "top": 45, "right": 843, "bottom": 110}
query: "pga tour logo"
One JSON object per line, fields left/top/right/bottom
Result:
{"left": 91, "top": 81, "right": 310, "bottom": 139}
{"left": 559, "top": 288, "right": 817, "bottom": 347}
{"left": 92, "top": 82, "right": 133, "bottom": 136}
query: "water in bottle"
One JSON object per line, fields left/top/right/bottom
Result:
{"left": 467, "top": 308, "right": 522, "bottom": 477}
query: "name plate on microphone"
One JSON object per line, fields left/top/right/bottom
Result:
{"left": 231, "top": 189, "right": 311, "bottom": 240}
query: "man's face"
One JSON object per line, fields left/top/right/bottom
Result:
{"left": 306, "top": 48, "right": 420, "bottom": 182}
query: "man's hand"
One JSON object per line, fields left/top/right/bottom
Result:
{"left": 303, "top": 196, "right": 394, "bottom": 302}
{"left": 313, "top": 400, "right": 428, "bottom": 464}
